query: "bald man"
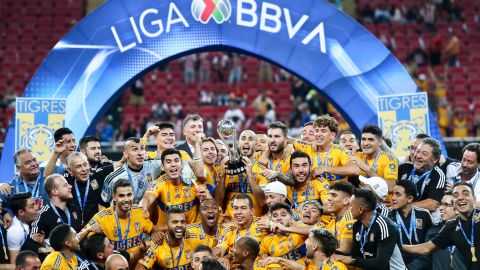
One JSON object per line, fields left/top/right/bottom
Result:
{"left": 106, "top": 254, "right": 129, "bottom": 270}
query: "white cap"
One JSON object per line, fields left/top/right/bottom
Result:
{"left": 263, "top": 181, "right": 287, "bottom": 196}
{"left": 359, "top": 176, "right": 388, "bottom": 201}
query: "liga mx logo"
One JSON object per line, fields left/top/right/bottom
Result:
{"left": 191, "top": 0, "right": 232, "bottom": 24}
{"left": 15, "top": 98, "right": 66, "bottom": 163}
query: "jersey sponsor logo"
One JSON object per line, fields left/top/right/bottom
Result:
{"left": 157, "top": 198, "right": 199, "bottom": 212}
{"left": 279, "top": 244, "right": 307, "bottom": 261}
{"left": 112, "top": 235, "right": 144, "bottom": 251}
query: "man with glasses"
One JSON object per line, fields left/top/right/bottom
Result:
{"left": 425, "top": 192, "right": 467, "bottom": 270}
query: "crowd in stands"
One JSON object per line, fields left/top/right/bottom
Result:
{"left": 0, "top": 114, "right": 479, "bottom": 269}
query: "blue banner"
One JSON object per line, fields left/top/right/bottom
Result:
{"left": 0, "top": 0, "right": 444, "bottom": 180}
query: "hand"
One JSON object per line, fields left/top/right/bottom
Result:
{"left": 0, "top": 183, "right": 12, "bottom": 195}
{"left": 194, "top": 133, "right": 206, "bottom": 144}
{"left": 282, "top": 144, "right": 294, "bottom": 160}
{"left": 145, "top": 125, "right": 160, "bottom": 138}
{"left": 3, "top": 212, "right": 12, "bottom": 229}
{"left": 348, "top": 156, "right": 369, "bottom": 172}
{"left": 196, "top": 185, "right": 209, "bottom": 202}
{"left": 54, "top": 139, "right": 68, "bottom": 154}
{"left": 150, "top": 231, "right": 164, "bottom": 245}
{"left": 242, "top": 156, "right": 254, "bottom": 173}
{"left": 260, "top": 169, "right": 279, "bottom": 181}
{"left": 32, "top": 231, "right": 45, "bottom": 245}
{"left": 221, "top": 213, "right": 233, "bottom": 226}
{"left": 38, "top": 247, "right": 53, "bottom": 254}
{"left": 269, "top": 221, "right": 287, "bottom": 234}
{"left": 218, "top": 257, "right": 230, "bottom": 269}
{"left": 445, "top": 181, "right": 453, "bottom": 192}
{"left": 262, "top": 256, "right": 281, "bottom": 267}
{"left": 140, "top": 238, "right": 152, "bottom": 252}
{"left": 255, "top": 218, "right": 271, "bottom": 232}
{"left": 88, "top": 222, "right": 103, "bottom": 234}
{"left": 140, "top": 202, "right": 150, "bottom": 219}
{"left": 212, "top": 247, "right": 223, "bottom": 259}
{"left": 312, "top": 167, "right": 327, "bottom": 178}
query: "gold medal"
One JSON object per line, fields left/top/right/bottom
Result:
{"left": 472, "top": 246, "right": 477, "bottom": 262}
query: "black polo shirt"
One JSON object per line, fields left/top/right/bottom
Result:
{"left": 398, "top": 164, "right": 446, "bottom": 202}
{"left": 66, "top": 165, "right": 111, "bottom": 226}
{"left": 351, "top": 214, "right": 406, "bottom": 270}
{"left": 388, "top": 207, "right": 433, "bottom": 264}
{"left": 431, "top": 210, "right": 480, "bottom": 270}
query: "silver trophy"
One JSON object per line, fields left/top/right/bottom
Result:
{"left": 217, "top": 120, "right": 246, "bottom": 175}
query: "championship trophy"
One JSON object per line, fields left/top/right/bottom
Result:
{"left": 217, "top": 119, "right": 246, "bottom": 175}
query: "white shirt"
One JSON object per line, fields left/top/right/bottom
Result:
{"left": 7, "top": 216, "right": 29, "bottom": 251}
{"left": 447, "top": 162, "right": 480, "bottom": 198}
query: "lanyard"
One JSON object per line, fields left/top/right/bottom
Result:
{"left": 396, "top": 208, "right": 419, "bottom": 244}
{"left": 367, "top": 151, "right": 381, "bottom": 172}
{"left": 200, "top": 225, "right": 219, "bottom": 246}
{"left": 61, "top": 252, "right": 82, "bottom": 270}
{"left": 467, "top": 172, "right": 480, "bottom": 190}
{"left": 0, "top": 228, "right": 7, "bottom": 260}
{"left": 19, "top": 221, "right": 28, "bottom": 241}
{"left": 269, "top": 157, "right": 282, "bottom": 171}
{"left": 458, "top": 208, "right": 476, "bottom": 247}
{"left": 238, "top": 173, "right": 248, "bottom": 193}
{"left": 359, "top": 213, "right": 377, "bottom": 256}
{"left": 16, "top": 175, "right": 41, "bottom": 198}
{"left": 166, "top": 235, "right": 184, "bottom": 268}
{"left": 125, "top": 164, "right": 145, "bottom": 199}
{"left": 235, "top": 224, "right": 252, "bottom": 241}
{"left": 50, "top": 202, "right": 71, "bottom": 225}
{"left": 89, "top": 261, "right": 99, "bottom": 270}
{"left": 113, "top": 208, "right": 131, "bottom": 242}
{"left": 316, "top": 147, "right": 332, "bottom": 168}
{"left": 293, "top": 182, "right": 310, "bottom": 209}
{"left": 74, "top": 179, "right": 90, "bottom": 212}
{"left": 409, "top": 168, "right": 432, "bottom": 198}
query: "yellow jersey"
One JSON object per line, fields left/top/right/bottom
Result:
{"left": 306, "top": 259, "right": 348, "bottom": 270}
{"left": 325, "top": 210, "right": 355, "bottom": 243}
{"left": 186, "top": 223, "right": 224, "bottom": 248}
{"left": 259, "top": 233, "right": 308, "bottom": 266}
{"left": 224, "top": 172, "right": 268, "bottom": 217}
{"left": 146, "top": 179, "right": 199, "bottom": 226}
{"left": 85, "top": 206, "right": 153, "bottom": 253}
{"left": 201, "top": 164, "right": 222, "bottom": 197}
{"left": 138, "top": 237, "right": 200, "bottom": 270}
{"left": 355, "top": 151, "right": 398, "bottom": 180}
{"left": 40, "top": 251, "right": 80, "bottom": 270}
{"left": 146, "top": 149, "right": 192, "bottom": 161}
{"left": 287, "top": 178, "right": 330, "bottom": 209}
{"left": 261, "top": 156, "right": 290, "bottom": 175}
{"left": 217, "top": 219, "right": 268, "bottom": 253}
{"left": 294, "top": 142, "right": 351, "bottom": 182}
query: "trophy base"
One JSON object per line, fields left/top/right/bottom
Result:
{"left": 225, "top": 160, "right": 247, "bottom": 175}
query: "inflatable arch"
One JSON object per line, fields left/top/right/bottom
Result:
{"left": 0, "top": 0, "right": 443, "bottom": 179}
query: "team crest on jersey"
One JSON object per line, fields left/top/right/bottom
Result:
{"left": 184, "top": 188, "right": 192, "bottom": 199}
{"left": 370, "top": 233, "right": 374, "bottom": 242}
{"left": 165, "top": 257, "right": 171, "bottom": 266}
{"left": 185, "top": 249, "right": 192, "bottom": 260}
{"left": 91, "top": 179, "right": 99, "bottom": 190}
{"left": 135, "top": 222, "right": 141, "bottom": 233}
{"left": 72, "top": 212, "right": 78, "bottom": 220}
{"left": 415, "top": 219, "right": 423, "bottom": 229}
{"left": 147, "top": 173, "right": 153, "bottom": 182}
{"left": 114, "top": 228, "right": 119, "bottom": 237}
{"left": 474, "top": 213, "right": 480, "bottom": 222}
{"left": 287, "top": 237, "right": 295, "bottom": 249}
{"left": 355, "top": 232, "right": 360, "bottom": 241}
{"left": 346, "top": 223, "right": 353, "bottom": 230}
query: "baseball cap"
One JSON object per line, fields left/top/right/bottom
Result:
{"left": 263, "top": 181, "right": 287, "bottom": 196}
{"left": 359, "top": 175, "right": 388, "bottom": 201}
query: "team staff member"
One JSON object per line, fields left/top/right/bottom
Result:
{"left": 403, "top": 182, "right": 480, "bottom": 270}
{"left": 335, "top": 189, "right": 406, "bottom": 270}
{"left": 214, "top": 195, "right": 268, "bottom": 258}
{"left": 40, "top": 224, "right": 89, "bottom": 270}
{"left": 291, "top": 115, "right": 359, "bottom": 183}
{"left": 140, "top": 148, "right": 208, "bottom": 225}
{"left": 215, "top": 130, "right": 267, "bottom": 217}
{"left": 287, "top": 151, "right": 329, "bottom": 210}
{"left": 389, "top": 180, "right": 433, "bottom": 270}
{"left": 398, "top": 138, "right": 446, "bottom": 222}
{"left": 0, "top": 149, "right": 50, "bottom": 209}
{"left": 447, "top": 143, "right": 480, "bottom": 199}
{"left": 325, "top": 182, "right": 355, "bottom": 253}
{"left": 350, "top": 125, "right": 398, "bottom": 202}
{"left": 176, "top": 114, "right": 204, "bottom": 158}
{"left": 186, "top": 199, "right": 223, "bottom": 248}
{"left": 66, "top": 152, "right": 109, "bottom": 226}
{"left": 84, "top": 178, "right": 162, "bottom": 254}
{"left": 257, "top": 203, "right": 310, "bottom": 268}
{"left": 7, "top": 192, "right": 39, "bottom": 263}
{"left": 15, "top": 251, "right": 41, "bottom": 270}
{"left": 102, "top": 137, "right": 162, "bottom": 205}
{"left": 136, "top": 209, "right": 201, "bottom": 270}
{"left": 358, "top": 176, "right": 390, "bottom": 216}
{"left": 425, "top": 192, "right": 467, "bottom": 270}
{"left": 22, "top": 174, "right": 82, "bottom": 258}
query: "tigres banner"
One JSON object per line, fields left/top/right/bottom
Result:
{"left": 15, "top": 98, "right": 66, "bottom": 164}
{"left": 377, "top": 93, "right": 430, "bottom": 157}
